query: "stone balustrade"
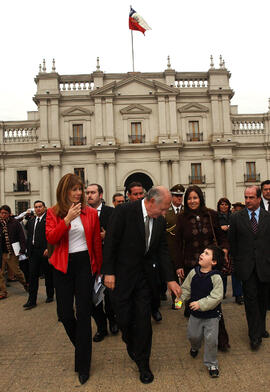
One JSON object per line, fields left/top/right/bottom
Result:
{"left": 175, "top": 73, "right": 208, "bottom": 88}
{"left": 232, "top": 116, "right": 265, "bottom": 135}
{"left": 59, "top": 76, "right": 94, "bottom": 91}
{"left": 3, "top": 127, "right": 38, "bottom": 143}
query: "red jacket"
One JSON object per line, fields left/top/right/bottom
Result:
{"left": 46, "top": 206, "right": 102, "bottom": 274}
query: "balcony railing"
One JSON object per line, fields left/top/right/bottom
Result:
{"left": 186, "top": 132, "right": 203, "bottom": 142}
{"left": 70, "top": 136, "right": 86, "bottom": 146}
{"left": 244, "top": 174, "right": 260, "bottom": 182}
{"left": 189, "top": 175, "right": 206, "bottom": 184}
{"left": 128, "top": 134, "right": 145, "bottom": 144}
{"left": 13, "top": 182, "right": 31, "bottom": 192}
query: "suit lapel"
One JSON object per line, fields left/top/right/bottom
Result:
{"left": 135, "top": 200, "right": 145, "bottom": 243}
{"left": 257, "top": 208, "right": 267, "bottom": 234}
{"left": 242, "top": 209, "right": 254, "bottom": 234}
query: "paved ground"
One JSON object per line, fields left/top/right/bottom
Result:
{"left": 1, "top": 279, "right": 270, "bottom": 392}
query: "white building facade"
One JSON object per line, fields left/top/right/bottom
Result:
{"left": 1, "top": 57, "right": 270, "bottom": 213}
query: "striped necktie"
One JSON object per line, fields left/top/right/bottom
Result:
{"left": 145, "top": 215, "right": 150, "bottom": 252}
{"left": 250, "top": 211, "right": 258, "bottom": 234}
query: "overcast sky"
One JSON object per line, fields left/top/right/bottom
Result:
{"left": 1, "top": 0, "right": 269, "bottom": 120}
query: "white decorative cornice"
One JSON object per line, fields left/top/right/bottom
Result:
{"left": 178, "top": 103, "right": 209, "bottom": 113}
{"left": 120, "top": 104, "right": 152, "bottom": 115}
{"left": 61, "top": 106, "right": 93, "bottom": 116}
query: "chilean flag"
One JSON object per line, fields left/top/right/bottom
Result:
{"left": 129, "top": 7, "right": 151, "bottom": 35}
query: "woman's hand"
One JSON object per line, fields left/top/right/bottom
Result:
{"left": 64, "top": 203, "right": 81, "bottom": 226}
{"left": 176, "top": 268, "right": 185, "bottom": 280}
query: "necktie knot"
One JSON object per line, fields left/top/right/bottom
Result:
{"left": 176, "top": 208, "right": 180, "bottom": 215}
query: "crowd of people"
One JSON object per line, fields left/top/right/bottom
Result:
{"left": 1, "top": 176, "right": 270, "bottom": 385}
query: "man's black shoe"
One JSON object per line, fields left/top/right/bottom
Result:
{"left": 45, "top": 297, "right": 54, "bottom": 303}
{"left": 78, "top": 373, "right": 89, "bottom": 385}
{"left": 250, "top": 338, "right": 262, "bottom": 350}
{"left": 262, "top": 330, "right": 269, "bottom": 338}
{"left": 152, "top": 310, "right": 162, "bottom": 322}
{"left": 109, "top": 321, "right": 119, "bottom": 335}
{"left": 139, "top": 366, "right": 154, "bottom": 384}
{"left": 23, "top": 301, "right": 37, "bottom": 310}
{"left": 93, "top": 330, "right": 108, "bottom": 342}
{"left": 190, "top": 348, "right": 198, "bottom": 358}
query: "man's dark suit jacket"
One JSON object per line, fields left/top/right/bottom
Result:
{"left": 229, "top": 208, "right": 270, "bottom": 282}
{"left": 99, "top": 204, "right": 114, "bottom": 232}
{"left": 26, "top": 214, "right": 47, "bottom": 257}
{"left": 101, "top": 200, "right": 175, "bottom": 298}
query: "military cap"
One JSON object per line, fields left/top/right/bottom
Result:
{"left": 170, "top": 184, "right": 185, "bottom": 195}
{"left": 232, "top": 202, "right": 245, "bottom": 208}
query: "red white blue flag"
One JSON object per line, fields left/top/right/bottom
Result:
{"left": 129, "top": 7, "right": 151, "bottom": 35}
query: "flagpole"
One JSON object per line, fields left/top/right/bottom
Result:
{"left": 131, "top": 29, "right": 135, "bottom": 72}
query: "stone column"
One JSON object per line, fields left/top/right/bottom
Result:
{"left": 222, "top": 96, "right": 231, "bottom": 137}
{"left": 158, "top": 96, "right": 166, "bottom": 136}
{"left": 169, "top": 96, "right": 177, "bottom": 137}
{"left": 97, "top": 163, "right": 105, "bottom": 191}
{"left": 225, "top": 158, "right": 234, "bottom": 202}
{"left": 214, "top": 159, "right": 223, "bottom": 201}
{"left": 50, "top": 99, "right": 60, "bottom": 141}
{"left": 0, "top": 167, "right": 4, "bottom": 205}
{"left": 107, "top": 163, "right": 116, "bottom": 207}
{"left": 41, "top": 165, "right": 51, "bottom": 207}
{"left": 210, "top": 95, "right": 220, "bottom": 137}
{"left": 39, "top": 100, "right": 48, "bottom": 141}
{"left": 52, "top": 165, "right": 61, "bottom": 204}
{"left": 95, "top": 98, "right": 103, "bottom": 139}
{"left": 171, "top": 161, "right": 180, "bottom": 186}
{"left": 160, "top": 161, "right": 169, "bottom": 188}
{"left": 105, "top": 98, "right": 114, "bottom": 139}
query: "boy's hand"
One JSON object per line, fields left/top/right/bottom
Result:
{"left": 189, "top": 301, "right": 200, "bottom": 311}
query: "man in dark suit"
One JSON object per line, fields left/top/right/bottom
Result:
{"left": 165, "top": 184, "right": 185, "bottom": 308}
{"left": 24, "top": 200, "right": 54, "bottom": 309}
{"left": 229, "top": 186, "right": 270, "bottom": 350}
{"left": 86, "top": 184, "right": 118, "bottom": 342}
{"left": 102, "top": 186, "right": 181, "bottom": 384}
{"left": 260, "top": 180, "right": 270, "bottom": 211}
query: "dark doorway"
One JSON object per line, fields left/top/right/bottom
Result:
{"left": 124, "top": 172, "right": 153, "bottom": 197}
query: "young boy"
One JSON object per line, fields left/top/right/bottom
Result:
{"left": 180, "top": 244, "right": 225, "bottom": 378}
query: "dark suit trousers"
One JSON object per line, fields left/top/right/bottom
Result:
{"left": 242, "top": 268, "right": 268, "bottom": 341}
{"left": 53, "top": 251, "right": 94, "bottom": 375}
{"left": 92, "top": 289, "right": 116, "bottom": 331}
{"left": 112, "top": 272, "right": 152, "bottom": 366}
{"left": 29, "top": 249, "right": 54, "bottom": 304}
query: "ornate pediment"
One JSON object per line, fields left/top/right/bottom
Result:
{"left": 178, "top": 103, "right": 209, "bottom": 113}
{"left": 90, "top": 76, "right": 178, "bottom": 97}
{"left": 120, "top": 104, "right": 152, "bottom": 115}
{"left": 61, "top": 106, "right": 93, "bottom": 117}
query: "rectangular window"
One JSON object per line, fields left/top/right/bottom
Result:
{"left": 71, "top": 124, "right": 85, "bottom": 145}
{"left": 15, "top": 200, "right": 30, "bottom": 215}
{"left": 190, "top": 163, "right": 203, "bottom": 184}
{"left": 246, "top": 162, "right": 256, "bottom": 181}
{"left": 130, "top": 122, "right": 144, "bottom": 143}
{"left": 15, "top": 171, "right": 30, "bottom": 191}
{"left": 188, "top": 121, "right": 202, "bottom": 141}
{"left": 74, "top": 168, "right": 85, "bottom": 184}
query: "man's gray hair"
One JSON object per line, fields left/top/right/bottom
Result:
{"left": 145, "top": 187, "right": 163, "bottom": 204}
